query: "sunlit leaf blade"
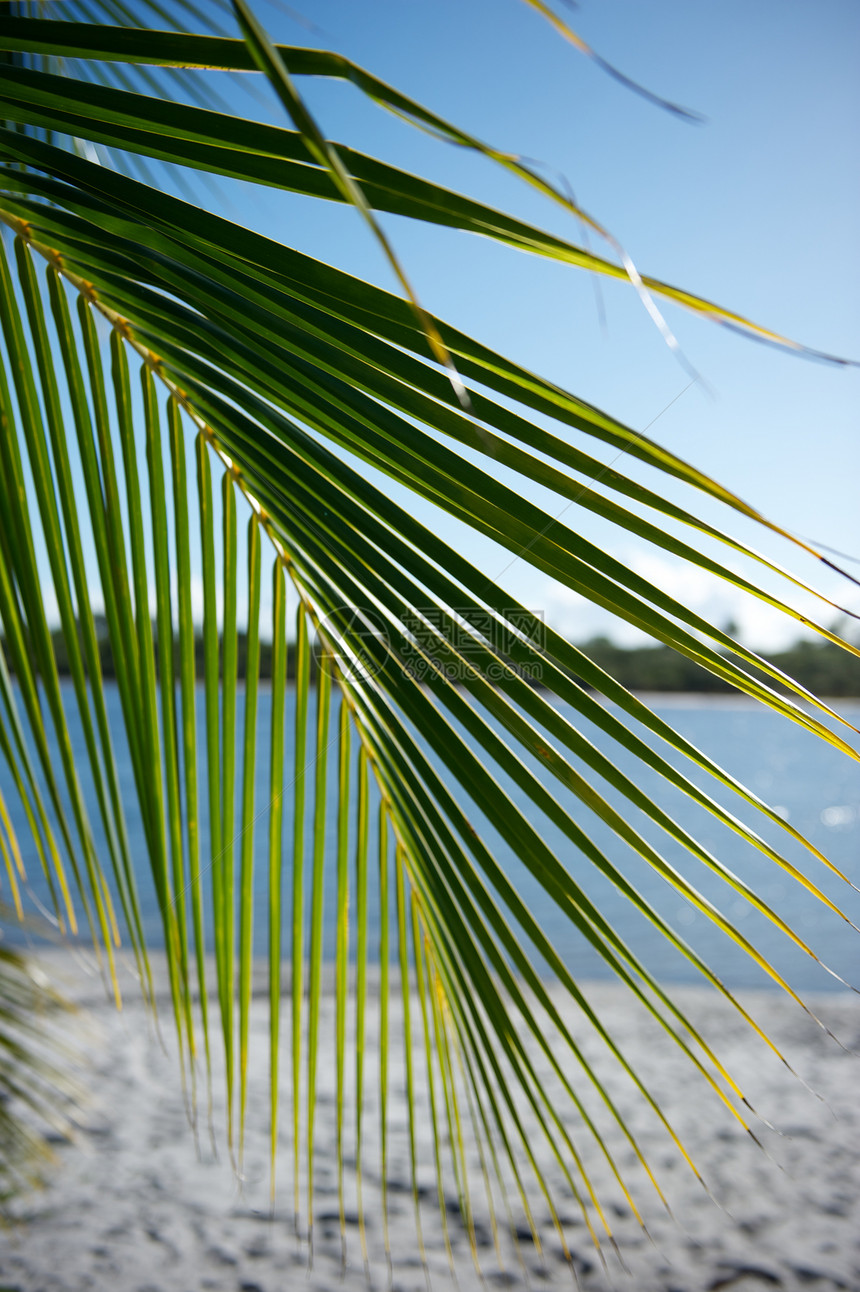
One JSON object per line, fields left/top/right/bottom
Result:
{"left": 238, "top": 514, "right": 261, "bottom": 1167}
{"left": 290, "top": 602, "right": 309, "bottom": 1228}
{"left": 305, "top": 648, "right": 330, "bottom": 1252}
{"left": 0, "top": 791, "right": 24, "bottom": 920}
{"left": 112, "top": 329, "right": 187, "bottom": 1027}
{"left": 168, "top": 396, "right": 211, "bottom": 1107}
{"left": 335, "top": 691, "right": 351, "bottom": 1263}
{"left": 449, "top": 1015, "right": 505, "bottom": 1274}
{"left": 377, "top": 798, "right": 390, "bottom": 1267}
{"left": 394, "top": 841, "right": 426, "bottom": 1271}
{"left": 142, "top": 366, "right": 195, "bottom": 1062}
{"left": 411, "top": 895, "right": 456, "bottom": 1273}
{"left": 353, "top": 740, "right": 370, "bottom": 1270}
{"left": 0, "top": 665, "right": 66, "bottom": 931}
{"left": 197, "top": 430, "right": 228, "bottom": 1122}
{"left": 267, "top": 554, "right": 287, "bottom": 1203}
{"left": 74, "top": 297, "right": 147, "bottom": 802}
{"left": 425, "top": 935, "right": 479, "bottom": 1270}
{"left": 520, "top": 0, "right": 702, "bottom": 120}
{"left": 219, "top": 468, "right": 238, "bottom": 1147}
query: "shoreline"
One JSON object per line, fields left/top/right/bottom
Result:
{"left": 1, "top": 951, "right": 858, "bottom": 1291}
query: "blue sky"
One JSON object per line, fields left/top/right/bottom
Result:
{"left": 204, "top": 0, "right": 859, "bottom": 650}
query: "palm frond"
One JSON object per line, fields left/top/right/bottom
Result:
{"left": 3, "top": 17, "right": 859, "bottom": 372}
{"left": 0, "top": 937, "right": 80, "bottom": 1202}
{"left": 0, "top": 3, "right": 244, "bottom": 185}
{"left": 0, "top": 7, "right": 856, "bottom": 1269}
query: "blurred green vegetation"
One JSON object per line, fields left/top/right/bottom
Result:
{"left": 573, "top": 633, "right": 860, "bottom": 696}
{"left": 4, "top": 618, "right": 858, "bottom": 695}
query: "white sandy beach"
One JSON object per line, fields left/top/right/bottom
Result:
{"left": 1, "top": 952, "right": 858, "bottom": 1292}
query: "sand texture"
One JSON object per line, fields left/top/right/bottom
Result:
{"left": 1, "top": 953, "right": 858, "bottom": 1292}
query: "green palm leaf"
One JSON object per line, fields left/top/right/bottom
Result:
{"left": 0, "top": 3, "right": 856, "bottom": 1272}
{"left": 0, "top": 936, "right": 81, "bottom": 1202}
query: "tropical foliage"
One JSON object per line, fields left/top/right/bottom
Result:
{"left": 0, "top": 0, "right": 857, "bottom": 1272}
{"left": 0, "top": 935, "right": 79, "bottom": 1203}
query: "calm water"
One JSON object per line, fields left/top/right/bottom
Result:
{"left": 4, "top": 683, "right": 858, "bottom": 992}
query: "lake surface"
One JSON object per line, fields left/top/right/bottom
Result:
{"left": 4, "top": 683, "right": 858, "bottom": 993}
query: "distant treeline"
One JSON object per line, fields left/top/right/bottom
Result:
{"left": 571, "top": 635, "right": 860, "bottom": 697}
{"left": 15, "top": 623, "right": 304, "bottom": 684}
{"left": 4, "top": 622, "right": 859, "bottom": 696}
